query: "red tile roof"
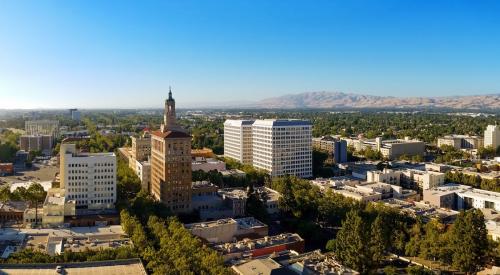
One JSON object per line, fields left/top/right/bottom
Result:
{"left": 151, "top": 130, "right": 191, "bottom": 139}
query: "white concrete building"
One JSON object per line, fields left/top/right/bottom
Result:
{"left": 223, "top": 120, "right": 254, "bottom": 164}
{"left": 224, "top": 119, "right": 313, "bottom": 178}
{"left": 484, "top": 124, "right": 500, "bottom": 150}
{"left": 60, "top": 143, "right": 117, "bottom": 210}
{"left": 252, "top": 119, "right": 312, "bottom": 178}
{"left": 366, "top": 169, "right": 401, "bottom": 185}
{"left": 401, "top": 169, "right": 445, "bottom": 190}
{"left": 437, "top": 134, "right": 484, "bottom": 149}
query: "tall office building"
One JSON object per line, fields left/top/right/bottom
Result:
{"left": 59, "top": 143, "right": 117, "bottom": 210}
{"left": 223, "top": 120, "right": 254, "bottom": 164}
{"left": 484, "top": 125, "right": 500, "bottom": 150}
{"left": 150, "top": 89, "right": 192, "bottom": 213}
{"left": 69, "top": 109, "right": 81, "bottom": 121}
{"left": 224, "top": 119, "right": 312, "bottom": 178}
{"left": 252, "top": 119, "right": 312, "bottom": 178}
{"left": 25, "top": 120, "right": 59, "bottom": 138}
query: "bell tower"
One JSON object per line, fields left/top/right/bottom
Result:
{"left": 161, "top": 87, "right": 181, "bottom": 132}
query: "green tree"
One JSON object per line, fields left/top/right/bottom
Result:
{"left": 329, "top": 209, "right": 371, "bottom": 273}
{"left": 450, "top": 210, "right": 489, "bottom": 273}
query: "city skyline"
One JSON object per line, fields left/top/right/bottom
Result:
{"left": 1, "top": 0, "right": 500, "bottom": 109}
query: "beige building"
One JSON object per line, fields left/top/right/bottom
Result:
{"left": 437, "top": 134, "right": 484, "bottom": 149}
{"left": 484, "top": 124, "right": 500, "bottom": 150}
{"left": 131, "top": 131, "right": 151, "bottom": 162}
{"left": 344, "top": 136, "right": 425, "bottom": 159}
{"left": 185, "top": 217, "right": 268, "bottom": 243}
{"left": 19, "top": 135, "right": 53, "bottom": 155}
{"left": 150, "top": 89, "right": 192, "bottom": 213}
{"left": 41, "top": 188, "right": 76, "bottom": 227}
{"left": 223, "top": 120, "right": 254, "bottom": 165}
{"left": 402, "top": 169, "right": 445, "bottom": 190}
{"left": 25, "top": 120, "right": 59, "bottom": 138}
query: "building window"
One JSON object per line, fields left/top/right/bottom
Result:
{"left": 485, "top": 201, "right": 495, "bottom": 209}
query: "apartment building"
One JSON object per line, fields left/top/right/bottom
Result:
{"left": 223, "top": 120, "right": 254, "bottom": 164}
{"left": 437, "top": 134, "right": 484, "bottom": 149}
{"left": 150, "top": 89, "right": 192, "bottom": 213}
{"left": 60, "top": 143, "right": 117, "bottom": 210}
{"left": 25, "top": 120, "right": 59, "bottom": 138}
{"left": 484, "top": 124, "right": 500, "bottom": 150}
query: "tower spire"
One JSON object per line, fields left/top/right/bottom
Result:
{"left": 168, "top": 86, "right": 173, "bottom": 100}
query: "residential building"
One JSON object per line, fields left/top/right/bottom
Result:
{"left": 19, "top": 134, "right": 53, "bottom": 155}
{"left": 224, "top": 120, "right": 255, "bottom": 164}
{"left": 150, "top": 89, "right": 192, "bottom": 213}
{"left": 437, "top": 134, "right": 484, "bottom": 149}
{"left": 185, "top": 217, "right": 268, "bottom": 243}
{"left": 60, "top": 143, "right": 117, "bottom": 210}
{"left": 25, "top": 120, "right": 59, "bottom": 138}
{"left": 484, "top": 124, "right": 500, "bottom": 150}
{"left": 344, "top": 136, "right": 425, "bottom": 159}
{"left": 252, "top": 119, "right": 312, "bottom": 178}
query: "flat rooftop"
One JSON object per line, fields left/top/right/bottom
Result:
{"left": 0, "top": 259, "right": 147, "bottom": 275}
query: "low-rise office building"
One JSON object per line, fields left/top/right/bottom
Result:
{"left": 437, "top": 134, "right": 484, "bottom": 149}
{"left": 192, "top": 157, "right": 226, "bottom": 172}
{"left": 0, "top": 201, "right": 29, "bottom": 225}
{"left": 232, "top": 250, "right": 359, "bottom": 275}
{"left": 19, "top": 135, "right": 53, "bottom": 155}
{"left": 312, "top": 136, "right": 348, "bottom": 164}
{"left": 185, "top": 217, "right": 268, "bottom": 243}
{"left": 214, "top": 233, "right": 305, "bottom": 262}
{"left": 424, "top": 184, "right": 500, "bottom": 212}
{"left": 344, "top": 136, "right": 425, "bottom": 159}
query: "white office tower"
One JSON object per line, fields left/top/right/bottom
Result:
{"left": 252, "top": 119, "right": 312, "bottom": 178}
{"left": 224, "top": 120, "right": 255, "bottom": 164}
{"left": 484, "top": 125, "right": 500, "bottom": 150}
{"left": 59, "top": 143, "right": 117, "bottom": 210}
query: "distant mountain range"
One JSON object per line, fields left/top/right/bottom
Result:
{"left": 250, "top": 91, "right": 500, "bottom": 110}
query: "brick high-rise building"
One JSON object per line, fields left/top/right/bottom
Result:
{"left": 150, "top": 89, "right": 192, "bottom": 213}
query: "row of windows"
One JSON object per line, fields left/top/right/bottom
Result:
{"left": 91, "top": 199, "right": 113, "bottom": 204}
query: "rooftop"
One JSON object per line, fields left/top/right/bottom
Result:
{"left": 215, "top": 233, "right": 303, "bottom": 255}
{"left": 0, "top": 259, "right": 147, "bottom": 275}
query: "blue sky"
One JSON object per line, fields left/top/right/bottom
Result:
{"left": 0, "top": 0, "right": 499, "bottom": 108}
